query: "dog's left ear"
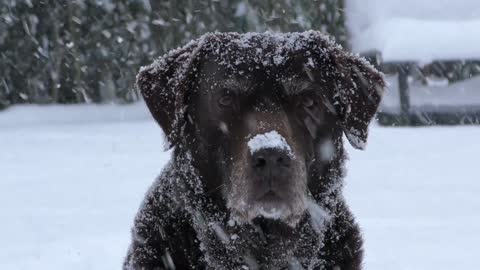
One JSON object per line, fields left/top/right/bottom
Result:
{"left": 332, "top": 54, "right": 385, "bottom": 150}
{"left": 307, "top": 48, "right": 385, "bottom": 150}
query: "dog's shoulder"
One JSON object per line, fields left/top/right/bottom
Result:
{"left": 125, "top": 161, "right": 205, "bottom": 269}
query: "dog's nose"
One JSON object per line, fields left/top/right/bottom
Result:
{"left": 252, "top": 148, "right": 291, "bottom": 170}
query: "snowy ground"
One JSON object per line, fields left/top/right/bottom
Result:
{"left": 1, "top": 104, "right": 480, "bottom": 270}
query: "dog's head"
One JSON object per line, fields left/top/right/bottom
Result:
{"left": 137, "top": 32, "right": 384, "bottom": 226}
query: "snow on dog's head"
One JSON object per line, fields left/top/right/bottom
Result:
{"left": 136, "top": 31, "right": 385, "bottom": 226}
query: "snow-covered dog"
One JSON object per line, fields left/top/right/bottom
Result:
{"left": 124, "top": 32, "right": 384, "bottom": 269}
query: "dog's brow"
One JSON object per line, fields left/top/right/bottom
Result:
{"left": 219, "top": 78, "right": 253, "bottom": 93}
{"left": 281, "top": 79, "right": 312, "bottom": 95}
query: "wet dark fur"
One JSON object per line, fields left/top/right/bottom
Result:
{"left": 124, "top": 32, "right": 384, "bottom": 270}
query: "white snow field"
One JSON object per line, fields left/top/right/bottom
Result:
{"left": 1, "top": 104, "right": 480, "bottom": 270}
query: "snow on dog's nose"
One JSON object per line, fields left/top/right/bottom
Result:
{"left": 245, "top": 130, "right": 299, "bottom": 221}
{"left": 247, "top": 130, "right": 295, "bottom": 159}
{"left": 248, "top": 131, "right": 295, "bottom": 181}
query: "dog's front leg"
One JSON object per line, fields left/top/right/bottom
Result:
{"left": 123, "top": 190, "right": 174, "bottom": 270}
{"left": 321, "top": 201, "right": 364, "bottom": 270}
{"left": 124, "top": 184, "right": 203, "bottom": 270}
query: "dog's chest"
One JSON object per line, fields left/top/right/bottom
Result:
{"left": 185, "top": 216, "right": 326, "bottom": 269}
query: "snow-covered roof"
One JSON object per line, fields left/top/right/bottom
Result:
{"left": 346, "top": 0, "right": 480, "bottom": 63}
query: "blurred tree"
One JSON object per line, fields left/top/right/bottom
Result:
{"left": 0, "top": 0, "right": 346, "bottom": 108}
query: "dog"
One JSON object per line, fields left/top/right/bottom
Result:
{"left": 124, "top": 31, "right": 384, "bottom": 270}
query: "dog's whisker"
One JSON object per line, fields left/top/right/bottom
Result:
{"left": 313, "top": 91, "right": 339, "bottom": 118}
{"left": 304, "top": 107, "right": 322, "bottom": 125}
{"left": 207, "top": 183, "right": 225, "bottom": 194}
{"left": 303, "top": 117, "right": 317, "bottom": 138}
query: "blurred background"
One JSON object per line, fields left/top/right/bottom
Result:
{"left": 0, "top": 0, "right": 348, "bottom": 108}
{"left": 1, "top": 1, "right": 479, "bottom": 270}
{"left": 2, "top": 0, "right": 479, "bottom": 126}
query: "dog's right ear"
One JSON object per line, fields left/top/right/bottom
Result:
{"left": 136, "top": 41, "right": 203, "bottom": 149}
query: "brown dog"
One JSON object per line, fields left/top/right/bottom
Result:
{"left": 124, "top": 31, "right": 384, "bottom": 269}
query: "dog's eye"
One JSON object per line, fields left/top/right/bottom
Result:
{"left": 218, "top": 94, "right": 234, "bottom": 107}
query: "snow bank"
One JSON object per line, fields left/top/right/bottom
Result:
{"left": 346, "top": 0, "right": 480, "bottom": 30}
{"left": 354, "top": 18, "right": 480, "bottom": 62}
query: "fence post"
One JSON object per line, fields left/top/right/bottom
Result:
{"left": 398, "top": 64, "right": 411, "bottom": 125}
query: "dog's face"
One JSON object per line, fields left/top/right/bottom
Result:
{"left": 137, "top": 32, "right": 384, "bottom": 226}
{"left": 192, "top": 59, "right": 339, "bottom": 225}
